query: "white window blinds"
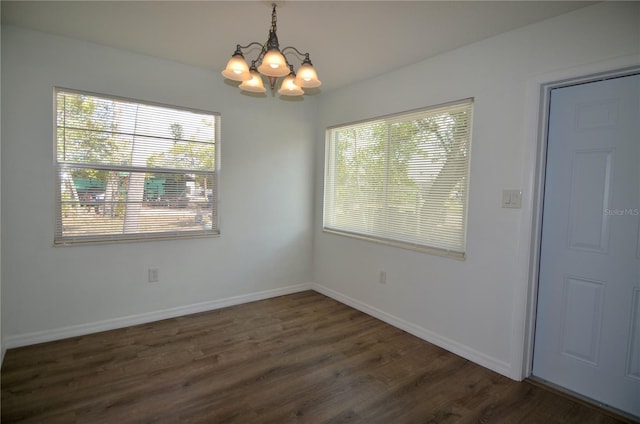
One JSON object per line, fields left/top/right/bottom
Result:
{"left": 55, "top": 88, "right": 220, "bottom": 245}
{"left": 323, "top": 99, "right": 473, "bottom": 258}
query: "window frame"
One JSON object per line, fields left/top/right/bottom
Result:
{"left": 323, "top": 98, "right": 473, "bottom": 259}
{"left": 53, "top": 87, "right": 221, "bottom": 246}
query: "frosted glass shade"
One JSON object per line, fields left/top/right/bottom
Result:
{"left": 293, "top": 63, "right": 321, "bottom": 88}
{"left": 257, "top": 50, "right": 290, "bottom": 77}
{"left": 239, "top": 70, "right": 267, "bottom": 93}
{"left": 221, "top": 55, "right": 251, "bottom": 81}
{"left": 278, "top": 75, "right": 304, "bottom": 96}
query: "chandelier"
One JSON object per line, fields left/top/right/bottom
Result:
{"left": 221, "top": 3, "right": 321, "bottom": 96}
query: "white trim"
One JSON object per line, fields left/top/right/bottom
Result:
{"left": 312, "top": 283, "right": 512, "bottom": 378}
{"left": 3, "top": 283, "right": 313, "bottom": 349}
{"left": 513, "top": 54, "right": 640, "bottom": 381}
{"left": 5, "top": 281, "right": 513, "bottom": 379}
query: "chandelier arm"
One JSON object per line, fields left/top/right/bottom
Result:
{"left": 279, "top": 51, "right": 293, "bottom": 70}
{"left": 234, "top": 41, "right": 271, "bottom": 69}
{"left": 254, "top": 42, "right": 270, "bottom": 67}
{"left": 236, "top": 41, "right": 265, "bottom": 51}
{"left": 280, "top": 46, "right": 309, "bottom": 58}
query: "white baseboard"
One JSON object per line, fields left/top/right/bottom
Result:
{"left": 4, "top": 283, "right": 313, "bottom": 350}
{"left": 312, "top": 283, "right": 513, "bottom": 379}
{"left": 4, "top": 282, "right": 513, "bottom": 380}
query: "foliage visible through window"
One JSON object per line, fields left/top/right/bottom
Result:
{"left": 323, "top": 99, "right": 473, "bottom": 258}
{"left": 55, "top": 89, "right": 220, "bottom": 245}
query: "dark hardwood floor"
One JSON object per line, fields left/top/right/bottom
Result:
{"left": 1, "top": 291, "right": 633, "bottom": 423}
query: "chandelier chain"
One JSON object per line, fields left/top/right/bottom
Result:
{"left": 271, "top": 3, "right": 277, "bottom": 33}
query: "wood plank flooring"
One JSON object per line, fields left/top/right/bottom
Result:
{"left": 1, "top": 291, "right": 633, "bottom": 423}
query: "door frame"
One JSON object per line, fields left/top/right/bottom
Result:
{"left": 516, "top": 57, "right": 640, "bottom": 382}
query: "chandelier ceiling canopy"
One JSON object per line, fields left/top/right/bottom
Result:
{"left": 221, "top": 3, "right": 321, "bottom": 97}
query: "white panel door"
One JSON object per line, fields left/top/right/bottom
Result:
{"left": 533, "top": 73, "right": 640, "bottom": 418}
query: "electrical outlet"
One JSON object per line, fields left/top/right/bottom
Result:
{"left": 379, "top": 271, "right": 387, "bottom": 284}
{"left": 148, "top": 268, "right": 159, "bottom": 283}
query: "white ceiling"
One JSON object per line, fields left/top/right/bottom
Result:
{"left": 2, "top": 1, "right": 595, "bottom": 93}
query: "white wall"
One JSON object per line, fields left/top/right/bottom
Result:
{"left": 313, "top": 2, "right": 640, "bottom": 379}
{"left": 1, "top": 26, "right": 317, "bottom": 345}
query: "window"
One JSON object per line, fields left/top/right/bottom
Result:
{"left": 323, "top": 99, "right": 473, "bottom": 259}
{"left": 55, "top": 88, "right": 220, "bottom": 245}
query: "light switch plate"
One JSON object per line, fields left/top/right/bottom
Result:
{"left": 502, "top": 189, "right": 522, "bottom": 208}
